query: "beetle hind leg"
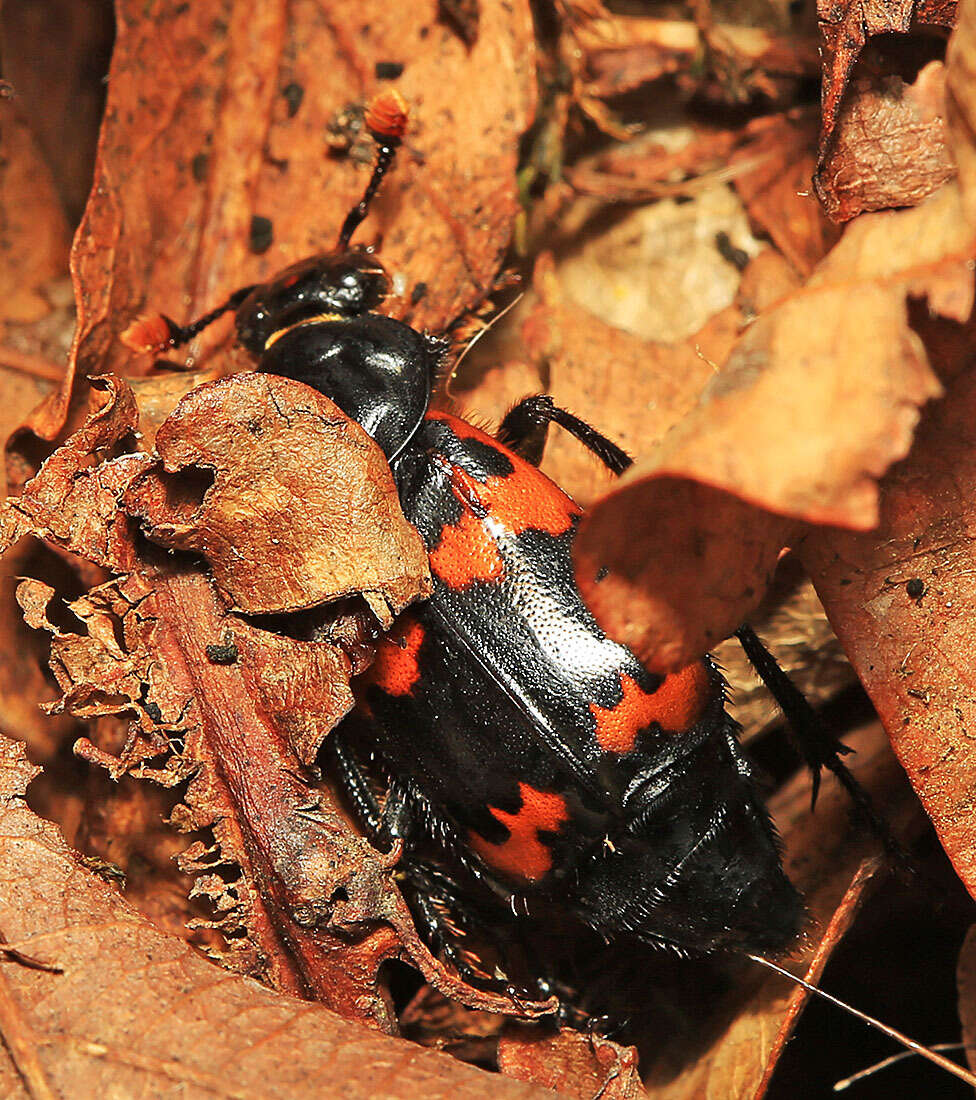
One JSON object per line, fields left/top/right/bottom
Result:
{"left": 329, "top": 723, "right": 418, "bottom": 850}
{"left": 398, "top": 862, "right": 516, "bottom": 992}
{"left": 735, "top": 624, "right": 903, "bottom": 857}
{"left": 329, "top": 725, "right": 544, "bottom": 998}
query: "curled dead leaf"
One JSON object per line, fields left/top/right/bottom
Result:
{"left": 574, "top": 183, "right": 969, "bottom": 670}
{"left": 1, "top": 374, "right": 145, "bottom": 571}
{"left": 123, "top": 372, "right": 431, "bottom": 624}
{"left": 817, "top": 0, "right": 957, "bottom": 162}
{"left": 817, "top": 61, "right": 955, "bottom": 222}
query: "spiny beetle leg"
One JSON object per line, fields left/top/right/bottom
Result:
{"left": 328, "top": 725, "right": 389, "bottom": 844}
{"left": 735, "top": 624, "right": 849, "bottom": 807}
{"left": 399, "top": 861, "right": 516, "bottom": 994}
{"left": 734, "top": 624, "right": 903, "bottom": 858}
{"left": 379, "top": 777, "right": 415, "bottom": 844}
{"left": 499, "top": 394, "right": 632, "bottom": 474}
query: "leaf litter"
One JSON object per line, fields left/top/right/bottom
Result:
{"left": 2, "top": 0, "right": 976, "bottom": 1095}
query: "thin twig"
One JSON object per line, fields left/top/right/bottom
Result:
{"left": 749, "top": 954, "right": 976, "bottom": 1090}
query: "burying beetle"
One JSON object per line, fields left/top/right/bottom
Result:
{"left": 124, "top": 90, "right": 964, "bottom": 1083}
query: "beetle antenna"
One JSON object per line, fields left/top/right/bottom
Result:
{"left": 444, "top": 292, "right": 524, "bottom": 397}
{"left": 121, "top": 285, "right": 256, "bottom": 355}
{"left": 336, "top": 90, "right": 409, "bottom": 251}
{"left": 747, "top": 953, "right": 976, "bottom": 1087}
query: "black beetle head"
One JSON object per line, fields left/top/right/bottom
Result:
{"left": 235, "top": 250, "right": 391, "bottom": 354}
{"left": 258, "top": 313, "right": 443, "bottom": 460}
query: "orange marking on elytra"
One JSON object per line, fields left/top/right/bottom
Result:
{"left": 429, "top": 508, "right": 505, "bottom": 588}
{"left": 369, "top": 617, "right": 426, "bottom": 696}
{"left": 424, "top": 414, "right": 581, "bottom": 586}
{"left": 591, "top": 662, "right": 712, "bottom": 754}
{"left": 468, "top": 782, "right": 570, "bottom": 882}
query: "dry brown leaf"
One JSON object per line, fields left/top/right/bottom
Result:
{"left": 0, "top": 0, "right": 112, "bottom": 223}
{"left": 1, "top": 374, "right": 144, "bottom": 571}
{"left": 498, "top": 1029, "right": 643, "bottom": 1099}
{"left": 574, "top": 182, "right": 969, "bottom": 672}
{"left": 818, "top": 0, "right": 957, "bottom": 159}
{"left": 581, "top": 484, "right": 793, "bottom": 675}
{"left": 0, "top": 101, "right": 69, "bottom": 327}
{"left": 0, "top": 734, "right": 551, "bottom": 1099}
{"left": 0, "top": 89, "right": 72, "bottom": 494}
{"left": 561, "top": 111, "right": 837, "bottom": 278}
{"left": 801, "top": 365, "right": 976, "bottom": 901}
{"left": 817, "top": 61, "right": 955, "bottom": 220}
{"left": 123, "top": 373, "right": 431, "bottom": 623}
{"left": 553, "top": 188, "right": 761, "bottom": 344}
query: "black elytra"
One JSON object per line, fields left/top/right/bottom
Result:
{"left": 134, "top": 91, "right": 883, "bottom": 997}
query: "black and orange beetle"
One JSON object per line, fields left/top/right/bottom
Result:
{"left": 124, "top": 90, "right": 876, "bottom": 1004}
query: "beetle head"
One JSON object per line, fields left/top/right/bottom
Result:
{"left": 234, "top": 250, "right": 391, "bottom": 354}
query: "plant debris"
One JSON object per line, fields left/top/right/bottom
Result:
{"left": 2, "top": 0, "right": 976, "bottom": 1095}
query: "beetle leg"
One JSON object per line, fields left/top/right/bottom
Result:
{"left": 736, "top": 624, "right": 849, "bottom": 809}
{"left": 499, "top": 394, "right": 632, "bottom": 474}
{"left": 121, "top": 284, "right": 257, "bottom": 354}
{"left": 399, "top": 862, "right": 515, "bottom": 990}
{"left": 329, "top": 725, "right": 392, "bottom": 844}
{"left": 380, "top": 777, "right": 416, "bottom": 843}
{"left": 735, "top": 624, "right": 902, "bottom": 856}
